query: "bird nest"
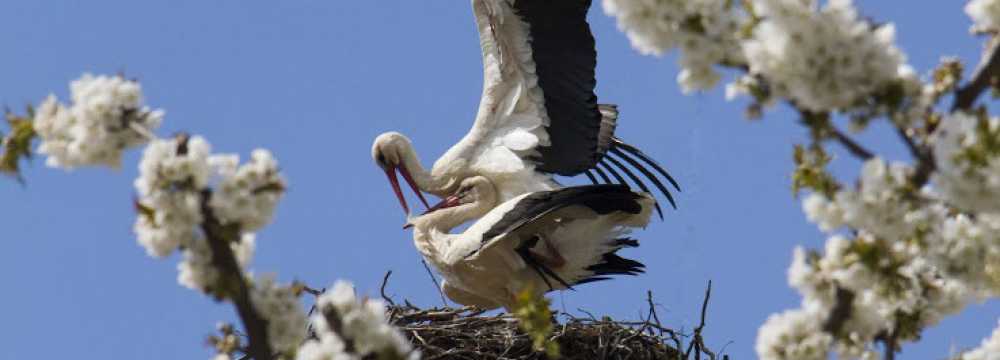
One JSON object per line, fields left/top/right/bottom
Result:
{"left": 388, "top": 304, "right": 688, "bottom": 360}
{"left": 379, "top": 271, "right": 721, "bottom": 360}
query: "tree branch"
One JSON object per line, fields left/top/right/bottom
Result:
{"left": 952, "top": 40, "right": 1000, "bottom": 112}
{"left": 200, "top": 189, "right": 274, "bottom": 360}
{"left": 911, "top": 39, "right": 1000, "bottom": 189}
{"left": 830, "top": 125, "right": 875, "bottom": 160}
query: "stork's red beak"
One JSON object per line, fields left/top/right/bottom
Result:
{"left": 402, "top": 191, "right": 461, "bottom": 231}
{"left": 421, "top": 194, "right": 462, "bottom": 215}
{"left": 383, "top": 164, "right": 430, "bottom": 214}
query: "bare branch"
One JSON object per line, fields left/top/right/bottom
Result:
{"left": 684, "top": 281, "right": 716, "bottom": 360}
{"left": 830, "top": 125, "right": 875, "bottom": 160}
{"left": 822, "top": 287, "right": 855, "bottom": 335}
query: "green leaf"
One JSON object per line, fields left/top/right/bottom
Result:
{"left": 513, "top": 286, "right": 560, "bottom": 358}
{"left": 0, "top": 111, "right": 38, "bottom": 182}
{"left": 791, "top": 144, "right": 840, "bottom": 197}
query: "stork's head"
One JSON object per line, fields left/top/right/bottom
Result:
{"left": 404, "top": 176, "right": 497, "bottom": 230}
{"left": 372, "top": 132, "right": 431, "bottom": 215}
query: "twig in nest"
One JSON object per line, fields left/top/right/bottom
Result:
{"left": 421, "top": 258, "right": 449, "bottom": 306}
{"left": 684, "top": 281, "right": 715, "bottom": 360}
{"left": 381, "top": 270, "right": 396, "bottom": 307}
{"left": 388, "top": 302, "right": 685, "bottom": 360}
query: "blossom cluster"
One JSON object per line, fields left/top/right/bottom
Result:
{"left": 209, "top": 149, "right": 285, "bottom": 232}
{"left": 297, "top": 281, "right": 418, "bottom": 360}
{"left": 932, "top": 111, "right": 1000, "bottom": 213}
{"left": 960, "top": 320, "right": 1000, "bottom": 360}
{"left": 604, "top": 1, "right": 997, "bottom": 357}
{"left": 741, "top": 0, "right": 908, "bottom": 112}
{"left": 756, "top": 308, "right": 832, "bottom": 360}
{"left": 33, "top": 74, "right": 163, "bottom": 169}
{"left": 251, "top": 276, "right": 309, "bottom": 356}
{"left": 966, "top": 0, "right": 1000, "bottom": 33}
{"left": 133, "top": 134, "right": 285, "bottom": 292}
{"left": 601, "top": 0, "right": 745, "bottom": 92}
{"left": 757, "top": 154, "right": 999, "bottom": 359}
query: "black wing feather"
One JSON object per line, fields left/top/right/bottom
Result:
{"left": 480, "top": 184, "right": 644, "bottom": 245}
{"left": 513, "top": 0, "right": 608, "bottom": 176}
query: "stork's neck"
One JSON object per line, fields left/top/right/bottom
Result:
{"left": 410, "top": 198, "right": 494, "bottom": 264}
{"left": 399, "top": 142, "right": 455, "bottom": 196}
{"left": 411, "top": 226, "right": 448, "bottom": 265}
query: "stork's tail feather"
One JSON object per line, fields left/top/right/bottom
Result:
{"left": 576, "top": 238, "right": 645, "bottom": 285}
{"left": 595, "top": 104, "right": 619, "bottom": 162}
{"left": 583, "top": 106, "right": 681, "bottom": 218}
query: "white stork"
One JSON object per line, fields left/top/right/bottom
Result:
{"left": 372, "top": 0, "right": 679, "bottom": 217}
{"left": 405, "top": 176, "right": 655, "bottom": 310}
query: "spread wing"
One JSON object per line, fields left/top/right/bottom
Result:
{"left": 440, "top": 0, "right": 680, "bottom": 211}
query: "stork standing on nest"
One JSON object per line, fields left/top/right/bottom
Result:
{"left": 406, "top": 176, "right": 655, "bottom": 310}
{"left": 371, "top": 0, "right": 679, "bottom": 217}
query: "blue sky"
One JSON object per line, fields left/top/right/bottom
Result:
{"left": 0, "top": 1, "right": 997, "bottom": 359}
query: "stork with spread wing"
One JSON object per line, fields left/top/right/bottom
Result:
{"left": 371, "top": 0, "right": 679, "bottom": 217}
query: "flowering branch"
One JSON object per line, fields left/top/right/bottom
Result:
{"left": 199, "top": 187, "right": 274, "bottom": 360}
{"left": 952, "top": 40, "right": 1000, "bottom": 112}
{"left": 913, "top": 39, "right": 1000, "bottom": 188}
{"left": 604, "top": 1, "right": 1000, "bottom": 359}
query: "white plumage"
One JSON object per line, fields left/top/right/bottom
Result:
{"left": 406, "top": 176, "right": 654, "bottom": 310}
{"left": 371, "top": 0, "right": 680, "bottom": 309}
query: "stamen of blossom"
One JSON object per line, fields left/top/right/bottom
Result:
{"left": 34, "top": 74, "right": 163, "bottom": 169}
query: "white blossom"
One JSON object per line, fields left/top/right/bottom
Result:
{"left": 133, "top": 135, "right": 275, "bottom": 294}
{"left": 801, "top": 193, "right": 844, "bottom": 232}
{"left": 33, "top": 74, "right": 163, "bottom": 169}
{"left": 932, "top": 111, "right": 1000, "bottom": 213}
{"left": 835, "top": 158, "right": 914, "bottom": 240}
{"left": 966, "top": 0, "right": 1000, "bottom": 33}
{"left": 178, "top": 233, "right": 255, "bottom": 292}
{"left": 209, "top": 149, "right": 286, "bottom": 232}
{"left": 768, "top": 153, "right": 999, "bottom": 359}
{"left": 602, "top": 0, "right": 745, "bottom": 92}
{"left": 756, "top": 308, "right": 832, "bottom": 360}
{"left": 251, "top": 276, "right": 308, "bottom": 355}
{"left": 742, "top": 0, "right": 907, "bottom": 111}
{"left": 297, "top": 281, "right": 417, "bottom": 360}
{"left": 133, "top": 136, "right": 212, "bottom": 258}
{"left": 961, "top": 320, "right": 1000, "bottom": 360}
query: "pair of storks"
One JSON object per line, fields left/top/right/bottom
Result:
{"left": 371, "top": 0, "right": 678, "bottom": 310}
